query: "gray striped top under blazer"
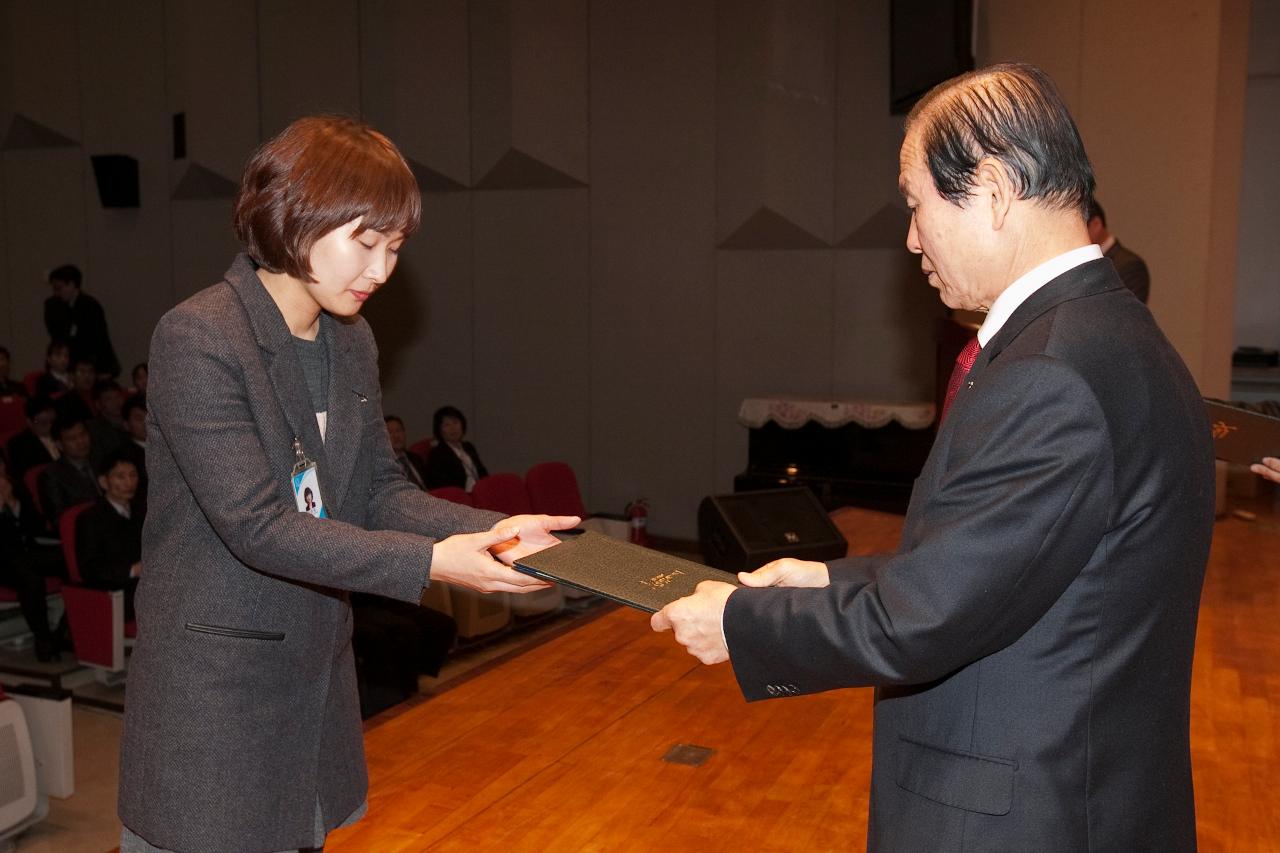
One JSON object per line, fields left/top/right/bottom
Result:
{"left": 119, "top": 255, "right": 502, "bottom": 852}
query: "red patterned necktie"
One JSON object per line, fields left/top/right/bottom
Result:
{"left": 941, "top": 336, "right": 981, "bottom": 423}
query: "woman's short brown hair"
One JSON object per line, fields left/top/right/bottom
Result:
{"left": 233, "top": 115, "right": 421, "bottom": 281}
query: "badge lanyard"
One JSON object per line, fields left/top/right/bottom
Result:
{"left": 291, "top": 436, "right": 327, "bottom": 518}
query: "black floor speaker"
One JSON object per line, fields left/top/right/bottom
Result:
{"left": 698, "top": 487, "right": 847, "bottom": 573}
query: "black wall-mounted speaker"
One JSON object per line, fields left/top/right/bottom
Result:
{"left": 697, "top": 487, "right": 847, "bottom": 573}
{"left": 90, "top": 154, "right": 140, "bottom": 208}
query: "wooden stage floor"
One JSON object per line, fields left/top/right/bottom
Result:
{"left": 328, "top": 505, "right": 1280, "bottom": 851}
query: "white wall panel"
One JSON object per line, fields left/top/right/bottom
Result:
{"left": 76, "top": 0, "right": 171, "bottom": 375}
{"left": 257, "top": 0, "right": 360, "bottom": 137}
{"left": 472, "top": 189, "right": 590, "bottom": 479}
{"left": 713, "top": 251, "right": 834, "bottom": 491}
{"left": 588, "top": 0, "right": 717, "bottom": 535}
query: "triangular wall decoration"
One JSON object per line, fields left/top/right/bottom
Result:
{"left": 474, "top": 148, "right": 587, "bottom": 190}
{"left": 171, "top": 162, "right": 239, "bottom": 200}
{"left": 837, "top": 203, "right": 910, "bottom": 249}
{"left": 718, "top": 206, "right": 829, "bottom": 250}
{"left": 408, "top": 158, "right": 468, "bottom": 192}
{"left": 2, "top": 114, "right": 79, "bottom": 150}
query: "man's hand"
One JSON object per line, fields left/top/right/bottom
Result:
{"left": 488, "top": 514, "right": 581, "bottom": 564}
{"left": 650, "top": 580, "right": 736, "bottom": 665}
{"left": 1251, "top": 457, "right": 1280, "bottom": 485}
{"left": 432, "top": 526, "right": 553, "bottom": 594}
{"left": 738, "top": 558, "right": 830, "bottom": 589}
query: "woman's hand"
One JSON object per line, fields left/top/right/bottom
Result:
{"left": 1251, "top": 457, "right": 1280, "bottom": 485}
{"left": 431, "top": 525, "right": 553, "bottom": 593}
{"left": 488, "top": 514, "right": 581, "bottom": 564}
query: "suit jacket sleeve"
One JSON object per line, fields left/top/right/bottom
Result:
{"left": 147, "top": 308, "right": 482, "bottom": 601}
{"left": 724, "top": 356, "right": 1112, "bottom": 700}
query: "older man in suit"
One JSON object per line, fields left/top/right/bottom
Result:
{"left": 654, "top": 63, "right": 1214, "bottom": 852}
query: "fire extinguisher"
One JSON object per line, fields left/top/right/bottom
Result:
{"left": 625, "top": 498, "right": 650, "bottom": 547}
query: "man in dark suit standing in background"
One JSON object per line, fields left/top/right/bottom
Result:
{"left": 44, "top": 264, "right": 121, "bottom": 378}
{"left": 1087, "top": 196, "right": 1151, "bottom": 303}
{"left": 654, "top": 63, "right": 1214, "bottom": 852}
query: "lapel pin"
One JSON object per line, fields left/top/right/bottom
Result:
{"left": 355, "top": 391, "right": 368, "bottom": 403}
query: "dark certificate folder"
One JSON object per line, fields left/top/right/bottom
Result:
{"left": 514, "top": 532, "right": 738, "bottom": 613}
{"left": 1204, "top": 399, "right": 1280, "bottom": 464}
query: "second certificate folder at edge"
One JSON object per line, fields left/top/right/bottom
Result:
{"left": 513, "top": 531, "right": 739, "bottom": 613}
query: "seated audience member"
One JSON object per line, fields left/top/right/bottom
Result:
{"left": 1087, "top": 197, "right": 1150, "bottom": 304}
{"left": 120, "top": 395, "right": 148, "bottom": 507}
{"left": 35, "top": 340, "right": 72, "bottom": 398}
{"left": 54, "top": 357, "right": 97, "bottom": 421}
{"left": 129, "top": 362, "right": 148, "bottom": 397}
{"left": 351, "top": 593, "right": 458, "bottom": 718}
{"left": 5, "top": 395, "right": 60, "bottom": 479}
{"left": 0, "top": 469, "right": 68, "bottom": 661}
{"left": 75, "top": 451, "right": 143, "bottom": 620}
{"left": 39, "top": 415, "right": 101, "bottom": 525}
{"left": 423, "top": 405, "right": 488, "bottom": 492}
{"left": 0, "top": 346, "right": 28, "bottom": 397}
{"left": 88, "top": 379, "right": 129, "bottom": 455}
{"left": 384, "top": 414, "right": 427, "bottom": 489}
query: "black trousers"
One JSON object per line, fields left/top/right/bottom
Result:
{"left": 0, "top": 545, "right": 67, "bottom": 643}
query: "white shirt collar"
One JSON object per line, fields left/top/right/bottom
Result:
{"left": 977, "top": 244, "right": 1102, "bottom": 347}
{"left": 1099, "top": 234, "right": 1117, "bottom": 254}
{"left": 108, "top": 497, "right": 131, "bottom": 518}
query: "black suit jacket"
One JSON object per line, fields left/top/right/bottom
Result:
{"left": 45, "top": 291, "right": 120, "bottom": 377}
{"left": 725, "top": 259, "right": 1214, "bottom": 852}
{"left": 39, "top": 456, "right": 101, "bottom": 524}
{"left": 1105, "top": 240, "right": 1150, "bottom": 303}
{"left": 5, "top": 429, "right": 55, "bottom": 479}
{"left": 423, "top": 440, "right": 488, "bottom": 490}
{"left": 75, "top": 499, "right": 142, "bottom": 587}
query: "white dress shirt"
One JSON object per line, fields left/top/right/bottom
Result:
{"left": 977, "top": 244, "right": 1103, "bottom": 347}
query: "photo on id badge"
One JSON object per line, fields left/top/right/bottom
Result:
{"left": 293, "top": 466, "right": 327, "bottom": 518}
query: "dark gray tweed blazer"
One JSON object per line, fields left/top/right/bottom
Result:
{"left": 119, "top": 255, "right": 502, "bottom": 852}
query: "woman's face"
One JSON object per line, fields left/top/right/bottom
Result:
{"left": 440, "top": 416, "right": 464, "bottom": 443}
{"left": 304, "top": 217, "right": 405, "bottom": 317}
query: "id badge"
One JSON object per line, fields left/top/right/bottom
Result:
{"left": 291, "top": 437, "right": 327, "bottom": 518}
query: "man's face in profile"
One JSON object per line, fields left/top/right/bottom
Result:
{"left": 898, "top": 129, "right": 1000, "bottom": 312}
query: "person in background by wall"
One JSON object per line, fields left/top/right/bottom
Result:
{"left": 384, "top": 414, "right": 427, "bottom": 489}
{"left": 424, "top": 405, "right": 488, "bottom": 492}
{"left": 0, "top": 346, "right": 28, "bottom": 397}
{"left": 1087, "top": 197, "right": 1150, "bottom": 303}
{"left": 44, "top": 264, "right": 120, "bottom": 378}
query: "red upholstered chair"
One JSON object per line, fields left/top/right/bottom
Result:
{"left": 22, "top": 464, "right": 48, "bottom": 523}
{"left": 524, "top": 462, "right": 587, "bottom": 518}
{"left": 60, "top": 502, "right": 135, "bottom": 674}
{"left": 429, "top": 486, "right": 474, "bottom": 507}
{"left": 409, "top": 438, "right": 432, "bottom": 468}
{"left": 0, "top": 396, "right": 25, "bottom": 440}
{"left": 471, "top": 474, "right": 533, "bottom": 516}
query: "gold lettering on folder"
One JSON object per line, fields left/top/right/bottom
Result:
{"left": 1211, "top": 420, "right": 1238, "bottom": 440}
{"left": 640, "top": 569, "right": 686, "bottom": 590}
